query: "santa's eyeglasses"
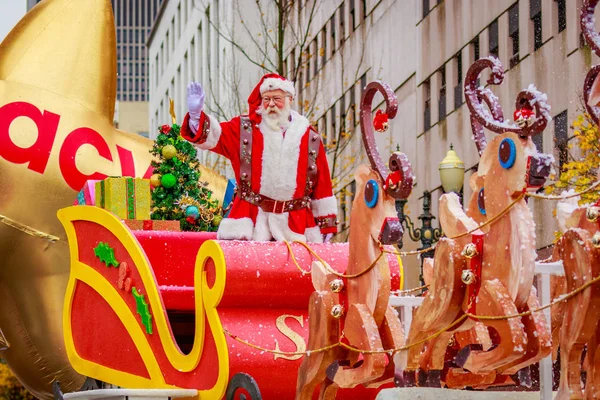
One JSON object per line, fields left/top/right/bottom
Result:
{"left": 262, "top": 96, "right": 289, "bottom": 105}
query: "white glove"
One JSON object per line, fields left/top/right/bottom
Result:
{"left": 323, "top": 233, "right": 334, "bottom": 243}
{"left": 187, "top": 82, "right": 205, "bottom": 133}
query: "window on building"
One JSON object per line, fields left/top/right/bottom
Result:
{"left": 340, "top": 95, "right": 346, "bottom": 141}
{"left": 339, "top": 3, "right": 345, "bottom": 44}
{"left": 438, "top": 67, "right": 446, "bottom": 121}
{"left": 472, "top": 35, "right": 480, "bottom": 61}
{"left": 312, "top": 39, "right": 318, "bottom": 77}
{"left": 155, "top": 54, "right": 159, "bottom": 85}
{"left": 330, "top": 15, "right": 336, "bottom": 57}
{"left": 350, "top": 86, "right": 356, "bottom": 128}
{"left": 454, "top": 52, "right": 463, "bottom": 109}
{"left": 509, "top": 3, "right": 520, "bottom": 67}
{"left": 556, "top": 0, "right": 566, "bottom": 33}
{"left": 290, "top": 48, "right": 297, "bottom": 78}
{"left": 165, "top": 31, "right": 170, "bottom": 59}
{"left": 350, "top": 0, "right": 356, "bottom": 31}
{"left": 554, "top": 110, "right": 569, "bottom": 169}
{"left": 489, "top": 19, "right": 499, "bottom": 57}
{"left": 361, "top": 73, "right": 367, "bottom": 97}
{"left": 331, "top": 104, "right": 337, "bottom": 145}
{"left": 424, "top": 79, "right": 431, "bottom": 131}
{"left": 321, "top": 114, "right": 328, "bottom": 146}
{"left": 423, "top": 0, "right": 430, "bottom": 19}
{"left": 298, "top": 71, "right": 304, "bottom": 109}
{"left": 184, "top": 0, "right": 188, "bottom": 23}
{"left": 178, "top": 4, "right": 182, "bottom": 38}
{"left": 532, "top": 132, "right": 543, "bottom": 152}
{"left": 321, "top": 28, "right": 327, "bottom": 68}
{"left": 531, "top": 0, "right": 542, "bottom": 51}
{"left": 306, "top": 49, "right": 311, "bottom": 83}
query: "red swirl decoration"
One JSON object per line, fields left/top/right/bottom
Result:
{"left": 359, "top": 81, "right": 413, "bottom": 199}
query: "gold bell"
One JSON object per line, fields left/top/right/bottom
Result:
{"left": 331, "top": 304, "right": 344, "bottom": 319}
{"left": 592, "top": 232, "right": 600, "bottom": 248}
{"left": 587, "top": 207, "right": 600, "bottom": 222}
{"left": 461, "top": 269, "right": 477, "bottom": 285}
{"left": 329, "top": 279, "right": 344, "bottom": 293}
{"left": 462, "top": 243, "right": 479, "bottom": 259}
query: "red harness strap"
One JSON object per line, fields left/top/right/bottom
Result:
{"left": 467, "top": 232, "right": 485, "bottom": 314}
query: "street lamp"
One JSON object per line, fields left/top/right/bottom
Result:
{"left": 395, "top": 144, "right": 465, "bottom": 285}
{"left": 438, "top": 144, "right": 465, "bottom": 195}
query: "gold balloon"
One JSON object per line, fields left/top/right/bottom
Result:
{"left": 0, "top": 1, "right": 226, "bottom": 398}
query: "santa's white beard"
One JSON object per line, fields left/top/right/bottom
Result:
{"left": 260, "top": 102, "right": 292, "bottom": 132}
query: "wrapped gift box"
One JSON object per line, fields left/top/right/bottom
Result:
{"left": 73, "top": 180, "right": 99, "bottom": 206}
{"left": 123, "top": 219, "right": 181, "bottom": 232}
{"left": 95, "top": 177, "right": 151, "bottom": 220}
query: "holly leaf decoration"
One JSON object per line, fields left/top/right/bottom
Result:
{"left": 132, "top": 287, "right": 153, "bottom": 334}
{"left": 94, "top": 242, "right": 119, "bottom": 267}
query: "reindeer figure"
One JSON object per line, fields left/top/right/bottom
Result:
{"left": 551, "top": 2, "right": 600, "bottom": 398}
{"left": 295, "top": 81, "right": 414, "bottom": 399}
{"left": 400, "top": 57, "right": 553, "bottom": 389}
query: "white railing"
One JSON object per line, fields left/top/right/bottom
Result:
{"left": 389, "top": 260, "right": 564, "bottom": 400}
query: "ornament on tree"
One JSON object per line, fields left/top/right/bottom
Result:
{"left": 185, "top": 205, "right": 200, "bottom": 220}
{"left": 149, "top": 99, "right": 222, "bottom": 232}
{"left": 373, "top": 109, "right": 389, "bottom": 132}
{"left": 162, "top": 144, "right": 177, "bottom": 160}
{"left": 161, "top": 173, "right": 177, "bottom": 189}
{"left": 212, "top": 214, "right": 223, "bottom": 227}
{"left": 150, "top": 174, "right": 162, "bottom": 188}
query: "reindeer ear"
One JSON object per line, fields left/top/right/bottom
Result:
{"left": 354, "top": 165, "right": 372, "bottom": 187}
{"left": 469, "top": 173, "right": 482, "bottom": 191}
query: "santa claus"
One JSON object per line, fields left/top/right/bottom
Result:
{"left": 180, "top": 73, "right": 338, "bottom": 243}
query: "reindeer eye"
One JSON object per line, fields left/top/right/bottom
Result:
{"left": 498, "top": 138, "right": 516, "bottom": 169}
{"left": 364, "top": 179, "right": 379, "bottom": 208}
{"left": 478, "top": 189, "right": 486, "bottom": 215}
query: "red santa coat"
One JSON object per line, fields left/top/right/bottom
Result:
{"left": 181, "top": 85, "right": 337, "bottom": 243}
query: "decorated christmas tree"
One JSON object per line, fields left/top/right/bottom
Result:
{"left": 149, "top": 100, "right": 222, "bottom": 232}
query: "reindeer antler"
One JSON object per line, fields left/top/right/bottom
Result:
{"left": 582, "top": 0, "right": 600, "bottom": 125}
{"left": 465, "top": 57, "right": 551, "bottom": 154}
{"left": 360, "top": 81, "right": 413, "bottom": 199}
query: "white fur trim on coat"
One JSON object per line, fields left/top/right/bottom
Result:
{"left": 305, "top": 226, "right": 324, "bottom": 243}
{"left": 217, "top": 217, "right": 254, "bottom": 240}
{"left": 252, "top": 209, "right": 273, "bottom": 242}
{"left": 260, "top": 77, "right": 296, "bottom": 97}
{"left": 259, "top": 111, "right": 310, "bottom": 201}
{"left": 195, "top": 114, "right": 222, "bottom": 151}
{"left": 252, "top": 209, "right": 322, "bottom": 243}
{"left": 311, "top": 196, "right": 338, "bottom": 217}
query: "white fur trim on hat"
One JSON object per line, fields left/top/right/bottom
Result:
{"left": 260, "top": 77, "right": 296, "bottom": 97}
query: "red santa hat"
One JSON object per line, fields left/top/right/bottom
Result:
{"left": 247, "top": 73, "right": 296, "bottom": 123}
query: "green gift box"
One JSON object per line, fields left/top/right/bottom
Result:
{"left": 95, "top": 177, "right": 151, "bottom": 220}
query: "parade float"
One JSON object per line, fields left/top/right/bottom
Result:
{"left": 4, "top": 0, "right": 600, "bottom": 400}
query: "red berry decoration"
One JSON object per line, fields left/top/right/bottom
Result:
{"left": 513, "top": 108, "right": 535, "bottom": 128}
{"left": 160, "top": 124, "right": 171, "bottom": 134}
{"left": 186, "top": 216, "right": 197, "bottom": 224}
{"left": 385, "top": 170, "right": 402, "bottom": 191}
{"left": 373, "top": 109, "right": 389, "bottom": 132}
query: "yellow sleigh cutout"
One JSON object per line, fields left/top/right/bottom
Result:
{"left": 57, "top": 205, "right": 229, "bottom": 398}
